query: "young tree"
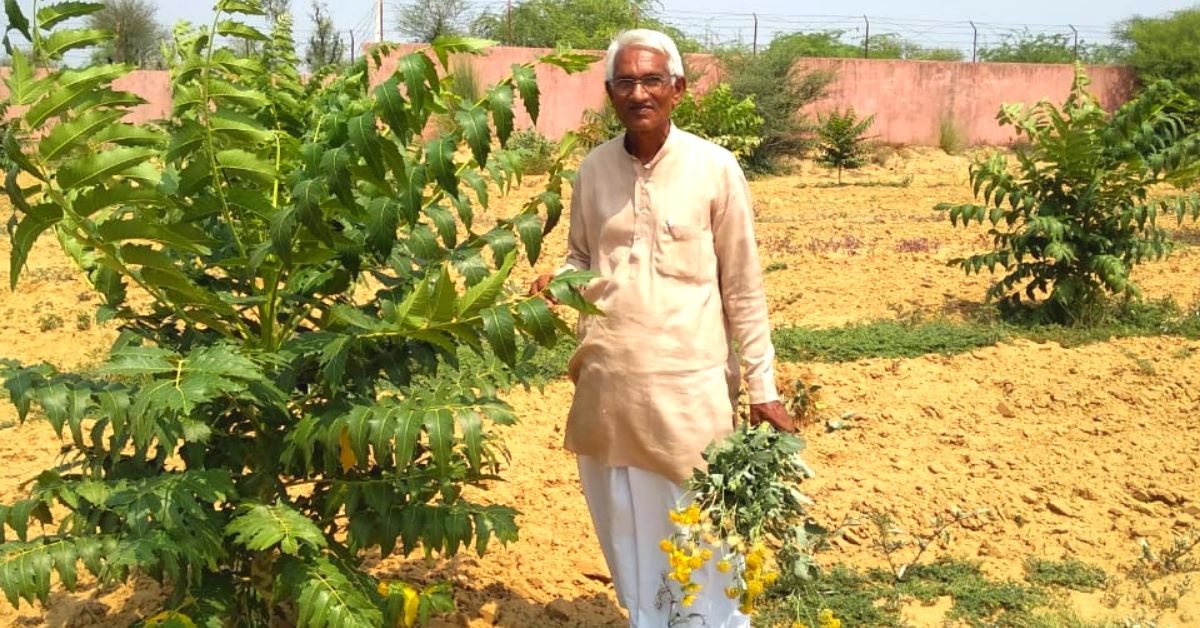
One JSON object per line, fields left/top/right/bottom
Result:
{"left": 815, "top": 107, "right": 875, "bottom": 184}
{"left": 398, "top": 0, "right": 469, "bottom": 43}
{"left": 305, "top": 0, "right": 344, "bottom": 70}
{"left": 87, "top": 0, "right": 166, "bottom": 68}
{"left": 0, "top": 0, "right": 596, "bottom": 624}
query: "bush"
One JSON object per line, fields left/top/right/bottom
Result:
{"left": 0, "top": 2, "right": 597, "bottom": 625}
{"left": 1117, "top": 8, "right": 1200, "bottom": 120}
{"left": 673, "top": 83, "right": 763, "bottom": 166}
{"left": 506, "top": 128, "right": 558, "bottom": 175}
{"left": 938, "top": 67, "right": 1200, "bottom": 325}
{"left": 938, "top": 112, "right": 967, "bottom": 154}
{"left": 576, "top": 101, "right": 624, "bottom": 150}
{"left": 719, "top": 41, "right": 835, "bottom": 174}
{"left": 978, "top": 30, "right": 1124, "bottom": 64}
{"left": 815, "top": 107, "right": 875, "bottom": 184}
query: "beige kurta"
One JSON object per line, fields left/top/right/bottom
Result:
{"left": 561, "top": 126, "right": 778, "bottom": 484}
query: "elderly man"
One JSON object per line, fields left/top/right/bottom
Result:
{"left": 531, "top": 29, "right": 792, "bottom": 627}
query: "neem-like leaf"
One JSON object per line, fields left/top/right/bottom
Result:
{"left": 512, "top": 213, "right": 543, "bottom": 264}
{"left": 511, "top": 64, "right": 540, "bottom": 124}
{"left": 487, "top": 84, "right": 514, "bottom": 147}
{"left": 429, "top": 35, "right": 494, "bottom": 70}
{"left": 217, "top": 0, "right": 266, "bottom": 15}
{"left": 277, "top": 555, "right": 381, "bottom": 628}
{"left": 480, "top": 306, "right": 516, "bottom": 365}
{"left": 423, "top": 408, "right": 454, "bottom": 476}
{"left": 6, "top": 46, "right": 36, "bottom": 104}
{"left": 457, "top": 251, "right": 515, "bottom": 318}
{"left": 35, "top": 2, "right": 103, "bottom": 29}
{"left": 425, "top": 136, "right": 458, "bottom": 197}
{"left": 216, "top": 149, "right": 276, "bottom": 185}
{"left": 4, "top": 0, "right": 30, "bottom": 40}
{"left": 41, "top": 28, "right": 112, "bottom": 58}
{"left": 39, "top": 108, "right": 127, "bottom": 161}
{"left": 456, "top": 105, "right": 491, "bottom": 166}
{"left": 515, "top": 297, "right": 556, "bottom": 347}
{"left": 373, "top": 77, "right": 410, "bottom": 138}
{"left": 9, "top": 204, "right": 63, "bottom": 288}
{"left": 226, "top": 502, "right": 327, "bottom": 556}
{"left": 217, "top": 20, "right": 267, "bottom": 41}
{"left": 348, "top": 112, "right": 385, "bottom": 180}
{"left": 56, "top": 146, "right": 154, "bottom": 190}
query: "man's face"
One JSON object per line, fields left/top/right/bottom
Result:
{"left": 606, "top": 46, "right": 686, "bottom": 135}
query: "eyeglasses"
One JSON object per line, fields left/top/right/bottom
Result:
{"left": 608, "top": 74, "right": 675, "bottom": 95}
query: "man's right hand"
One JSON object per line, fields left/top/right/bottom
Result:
{"left": 529, "top": 272, "right": 558, "bottom": 305}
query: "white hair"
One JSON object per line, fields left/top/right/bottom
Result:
{"left": 604, "top": 29, "right": 684, "bottom": 82}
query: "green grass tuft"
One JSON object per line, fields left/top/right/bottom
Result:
{"left": 1024, "top": 557, "right": 1108, "bottom": 592}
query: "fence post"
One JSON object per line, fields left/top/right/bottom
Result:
{"left": 863, "top": 15, "right": 870, "bottom": 58}
{"left": 970, "top": 21, "right": 977, "bottom": 62}
{"left": 1069, "top": 24, "right": 1079, "bottom": 60}
{"left": 752, "top": 13, "right": 758, "bottom": 55}
{"left": 349, "top": 30, "right": 355, "bottom": 65}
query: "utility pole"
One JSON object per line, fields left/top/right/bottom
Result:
{"left": 376, "top": 0, "right": 384, "bottom": 43}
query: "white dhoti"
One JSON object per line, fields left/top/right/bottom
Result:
{"left": 577, "top": 455, "right": 751, "bottom": 628}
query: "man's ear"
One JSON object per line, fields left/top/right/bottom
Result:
{"left": 672, "top": 76, "right": 688, "bottom": 107}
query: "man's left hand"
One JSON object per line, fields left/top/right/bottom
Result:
{"left": 749, "top": 401, "right": 795, "bottom": 433}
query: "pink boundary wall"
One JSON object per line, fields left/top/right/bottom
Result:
{"left": 2, "top": 49, "right": 1136, "bottom": 147}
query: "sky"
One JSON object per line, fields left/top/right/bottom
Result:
{"left": 9, "top": 0, "right": 1199, "bottom": 64}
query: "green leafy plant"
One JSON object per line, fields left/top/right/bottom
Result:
{"left": 36, "top": 313, "right": 63, "bottom": 332}
{"left": 576, "top": 101, "right": 624, "bottom": 150}
{"left": 938, "top": 112, "right": 967, "bottom": 155}
{"left": 504, "top": 128, "right": 557, "bottom": 175}
{"left": 0, "top": 1, "right": 596, "bottom": 625}
{"left": 938, "top": 67, "right": 1200, "bottom": 325}
{"left": 1023, "top": 557, "right": 1108, "bottom": 591}
{"left": 815, "top": 107, "right": 875, "bottom": 184}
{"left": 673, "top": 83, "right": 764, "bottom": 166}
{"left": 719, "top": 42, "right": 834, "bottom": 174}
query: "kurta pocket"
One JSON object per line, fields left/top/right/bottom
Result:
{"left": 654, "top": 222, "right": 702, "bottom": 279}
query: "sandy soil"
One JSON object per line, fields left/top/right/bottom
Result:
{"left": 2, "top": 149, "right": 1200, "bottom": 627}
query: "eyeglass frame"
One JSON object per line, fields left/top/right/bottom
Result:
{"left": 606, "top": 74, "right": 681, "bottom": 95}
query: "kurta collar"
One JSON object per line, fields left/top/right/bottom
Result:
{"left": 623, "top": 123, "right": 678, "bottom": 170}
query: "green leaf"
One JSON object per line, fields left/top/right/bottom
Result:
{"left": 426, "top": 204, "right": 457, "bottom": 248}
{"left": 513, "top": 213, "right": 543, "bottom": 264}
{"left": 41, "top": 28, "right": 112, "bottom": 58}
{"left": 392, "top": 406, "right": 422, "bottom": 470}
{"left": 25, "top": 66, "right": 133, "bottom": 128}
{"left": 511, "top": 64, "right": 540, "bottom": 124}
{"left": 430, "top": 266, "right": 457, "bottom": 324}
{"left": 457, "top": 251, "right": 515, "bottom": 318}
{"left": 217, "top": 0, "right": 266, "bottom": 15}
{"left": 348, "top": 112, "right": 385, "bottom": 180}
{"left": 217, "top": 20, "right": 267, "bottom": 41}
{"left": 56, "top": 146, "right": 155, "bottom": 190}
{"left": 487, "top": 84, "right": 515, "bottom": 147}
{"left": 37, "top": 0, "right": 104, "bottom": 27}
{"left": 216, "top": 149, "right": 276, "bottom": 185}
{"left": 4, "top": 0, "right": 30, "bottom": 40}
{"left": 456, "top": 105, "right": 491, "bottom": 166}
{"left": 278, "top": 555, "right": 382, "bottom": 628}
{"left": 293, "top": 179, "right": 333, "bottom": 245}
{"left": 39, "top": 109, "right": 127, "bottom": 161}
{"left": 515, "top": 298, "right": 556, "bottom": 347}
{"left": 97, "top": 219, "right": 215, "bottom": 255}
{"left": 8, "top": 204, "right": 63, "bottom": 289}
{"left": 210, "top": 110, "right": 274, "bottom": 145}
{"left": 373, "top": 77, "right": 410, "bottom": 137}
{"left": 425, "top": 136, "right": 458, "bottom": 197}
{"left": 430, "top": 35, "right": 494, "bottom": 69}
{"left": 226, "top": 502, "right": 327, "bottom": 556}
{"left": 423, "top": 408, "right": 454, "bottom": 476}
{"left": 5, "top": 46, "right": 35, "bottom": 104}
{"left": 99, "top": 346, "right": 177, "bottom": 377}
{"left": 480, "top": 306, "right": 517, "bottom": 365}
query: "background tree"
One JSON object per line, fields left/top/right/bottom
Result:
{"left": 263, "top": 0, "right": 292, "bottom": 25}
{"left": 978, "top": 29, "right": 1123, "bottom": 64}
{"left": 718, "top": 37, "right": 835, "bottom": 174}
{"left": 87, "top": 0, "right": 166, "bottom": 68}
{"left": 1117, "top": 8, "right": 1200, "bottom": 104}
{"left": 304, "top": 0, "right": 344, "bottom": 70}
{"left": 398, "top": 0, "right": 469, "bottom": 43}
{"left": 471, "top": 0, "right": 698, "bottom": 51}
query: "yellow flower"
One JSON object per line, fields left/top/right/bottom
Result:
{"left": 682, "top": 594, "right": 696, "bottom": 607}
{"left": 818, "top": 609, "right": 841, "bottom": 628}
{"left": 377, "top": 580, "right": 391, "bottom": 596}
{"left": 145, "top": 612, "right": 197, "bottom": 628}
{"left": 689, "top": 556, "right": 703, "bottom": 569}
{"left": 683, "top": 582, "right": 702, "bottom": 594}
{"left": 739, "top": 601, "right": 755, "bottom": 615}
{"left": 684, "top": 504, "right": 701, "bottom": 524}
{"left": 660, "top": 539, "right": 674, "bottom": 553}
{"left": 699, "top": 548, "right": 713, "bottom": 560}
{"left": 724, "top": 586, "right": 742, "bottom": 599}
{"left": 716, "top": 559, "right": 731, "bottom": 573}
{"left": 792, "top": 623, "right": 811, "bottom": 628}
{"left": 400, "top": 585, "right": 419, "bottom": 627}
{"left": 764, "top": 571, "right": 778, "bottom": 585}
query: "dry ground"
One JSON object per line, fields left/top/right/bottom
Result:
{"left": 1, "top": 148, "right": 1199, "bottom": 627}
